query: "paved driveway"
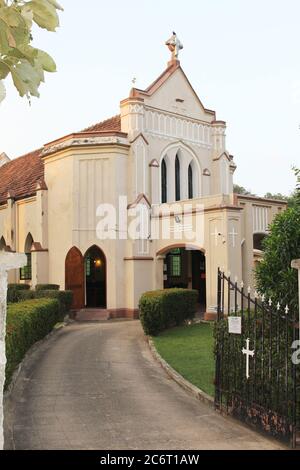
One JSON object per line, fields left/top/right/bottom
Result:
{"left": 4, "top": 321, "right": 284, "bottom": 450}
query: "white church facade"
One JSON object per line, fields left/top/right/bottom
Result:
{"left": 0, "top": 35, "right": 286, "bottom": 320}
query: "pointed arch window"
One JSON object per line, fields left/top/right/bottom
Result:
{"left": 20, "top": 233, "right": 33, "bottom": 281}
{"left": 188, "top": 164, "right": 193, "bottom": 199}
{"left": 0, "top": 236, "right": 7, "bottom": 251}
{"left": 175, "top": 155, "right": 181, "bottom": 201}
{"left": 161, "top": 158, "right": 167, "bottom": 203}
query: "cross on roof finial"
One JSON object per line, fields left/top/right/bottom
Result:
{"left": 165, "top": 32, "right": 183, "bottom": 62}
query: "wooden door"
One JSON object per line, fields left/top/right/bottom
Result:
{"left": 65, "top": 247, "right": 84, "bottom": 310}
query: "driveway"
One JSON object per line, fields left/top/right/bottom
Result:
{"left": 4, "top": 321, "right": 284, "bottom": 450}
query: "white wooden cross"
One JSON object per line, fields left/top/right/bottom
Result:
{"left": 0, "top": 252, "right": 26, "bottom": 450}
{"left": 211, "top": 227, "right": 219, "bottom": 247}
{"left": 242, "top": 338, "right": 255, "bottom": 380}
{"left": 229, "top": 227, "right": 238, "bottom": 248}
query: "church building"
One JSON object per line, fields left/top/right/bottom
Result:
{"left": 0, "top": 34, "right": 287, "bottom": 320}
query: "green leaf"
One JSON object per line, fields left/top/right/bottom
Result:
{"left": 26, "top": 0, "right": 60, "bottom": 31}
{"left": 0, "top": 79, "right": 5, "bottom": 103}
{"left": 0, "top": 0, "right": 62, "bottom": 101}
{"left": 36, "top": 48, "right": 56, "bottom": 72}
{"left": 0, "top": 59, "right": 10, "bottom": 79}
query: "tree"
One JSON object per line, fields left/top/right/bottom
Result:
{"left": 264, "top": 192, "right": 288, "bottom": 201}
{"left": 233, "top": 184, "right": 255, "bottom": 196}
{"left": 255, "top": 172, "right": 300, "bottom": 313}
{"left": 0, "top": 0, "right": 63, "bottom": 103}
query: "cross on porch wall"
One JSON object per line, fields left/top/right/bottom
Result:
{"left": 0, "top": 252, "right": 26, "bottom": 450}
{"left": 229, "top": 227, "right": 238, "bottom": 248}
{"left": 211, "top": 227, "right": 219, "bottom": 247}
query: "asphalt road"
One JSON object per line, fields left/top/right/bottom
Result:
{"left": 4, "top": 321, "right": 283, "bottom": 450}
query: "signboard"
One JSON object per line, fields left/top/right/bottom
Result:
{"left": 228, "top": 316, "right": 242, "bottom": 335}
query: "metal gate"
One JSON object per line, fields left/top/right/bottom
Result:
{"left": 214, "top": 269, "right": 300, "bottom": 448}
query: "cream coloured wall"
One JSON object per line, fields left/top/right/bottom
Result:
{"left": 44, "top": 144, "right": 130, "bottom": 307}
{"left": 16, "top": 198, "right": 38, "bottom": 252}
{"left": 0, "top": 205, "right": 9, "bottom": 246}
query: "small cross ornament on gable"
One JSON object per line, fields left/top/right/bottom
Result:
{"left": 242, "top": 338, "right": 255, "bottom": 380}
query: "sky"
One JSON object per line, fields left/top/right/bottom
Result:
{"left": 1, "top": 0, "right": 300, "bottom": 196}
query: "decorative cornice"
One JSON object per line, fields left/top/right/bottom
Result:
{"left": 237, "top": 194, "right": 288, "bottom": 206}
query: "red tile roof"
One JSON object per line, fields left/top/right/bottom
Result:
{"left": 81, "top": 115, "right": 121, "bottom": 133}
{"left": 0, "top": 115, "right": 122, "bottom": 205}
{"left": 0, "top": 148, "right": 44, "bottom": 205}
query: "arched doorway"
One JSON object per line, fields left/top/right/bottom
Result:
{"left": 84, "top": 246, "right": 107, "bottom": 308}
{"left": 65, "top": 247, "right": 85, "bottom": 310}
{"left": 161, "top": 245, "right": 206, "bottom": 312}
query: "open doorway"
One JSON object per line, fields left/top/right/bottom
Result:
{"left": 163, "top": 247, "right": 206, "bottom": 312}
{"left": 84, "top": 246, "right": 107, "bottom": 308}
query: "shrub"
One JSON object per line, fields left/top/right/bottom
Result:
{"left": 255, "top": 205, "right": 300, "bottom": 313}
{"left": 5, "top": 298, "right": 61, "bottom": 387}
{"left": 18, "top": 290, "right": 36, "bottom": 302}
{"left": 8, "top": 284, "right": 30, "bottom": 291}
{"left": 7, "top": 284, "right": 31, "bottom": 303}
{"left": 139, "top": 289, "right": 198, "bottom": 336}
{"left": 35, "top": 284, "right": 60, "bottom": 291}
{"left": 35, "top": 290, "right": 73, "bottom": 317}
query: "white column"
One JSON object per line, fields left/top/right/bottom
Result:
{"left": 0, "top": 252, "right": 26, "bottom": 450}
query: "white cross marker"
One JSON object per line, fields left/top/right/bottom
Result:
{"left": 211, "top": 228, "right": 219, "bottom": 247}
{"left": 242, "top": 338, "right": 255, "bottom": 380}
{"left": 229, "top": 227, "right": 238, "bottom": 248}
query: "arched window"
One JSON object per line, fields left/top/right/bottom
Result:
{"left": 188, "top": 164, "right": 193, "bottom": 199}
{"left": 175, "top": 155, "right": 181, "bottom": 201}
{"left": 161, "top": 158, "right": 167, "bottom": 203}
{"left": 20, "top": 233, "right": 33, "bottom": 281}
{"left": 0, "top": 236, "right": 7, "bottom": 251}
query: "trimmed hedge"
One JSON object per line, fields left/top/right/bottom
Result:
{"left": 7, "top": 285, "right": 73, "bottom": 315}
{"left": 5, "top": 298, "right": 61, "bottom": 387}
{"left": 35, "top": 290, "right": 73, "bottom": 315}
{"left": 8, "top": 284, "right": 30, "bottom": 291}
{"left": 7, "top": 284, "right": 30, "bottom": 303}
{"left": 139, "top": 289, "right": 198, "bottom": 336}
{"left": 35, "top": 284, "right": 60, "bottom": 291}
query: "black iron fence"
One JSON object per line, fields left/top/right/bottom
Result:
{"left": 214, "top": 269, "right": 300, "bottom": 448}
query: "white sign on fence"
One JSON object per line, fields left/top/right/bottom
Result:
{"left": 228, "top": 316, "right": 242, "bottom": 335}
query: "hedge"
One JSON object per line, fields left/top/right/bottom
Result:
{"left": 7, "top": 284, "right": 30, "bottom": 303}
{"left": 5, "top": 299, "right": 61, "bottom": 387}
{"left": 8, "top": 284, "right": 30, "bottom": 291}
{"left": 139, "top": 289, "right": 198, "bottom": 336}
{"left": 7, "top": 286, "right": 73, "bottom": 315}
{"left": 35, "top": 284, "right": 60, "bottom": 291}
{"left": 35, "top": 290, "right": 73, "bottom": 315}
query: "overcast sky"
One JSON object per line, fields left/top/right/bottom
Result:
{"left": 1, "top": 0, "right": 299, "bottom": 196}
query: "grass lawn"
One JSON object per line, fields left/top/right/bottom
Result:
{"left": 153, "top": 323, "right": 215, "bottom": 397}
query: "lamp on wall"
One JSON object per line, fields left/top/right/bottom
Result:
{"left": 94, "top": 259, "right": 102, "bottom": 268}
